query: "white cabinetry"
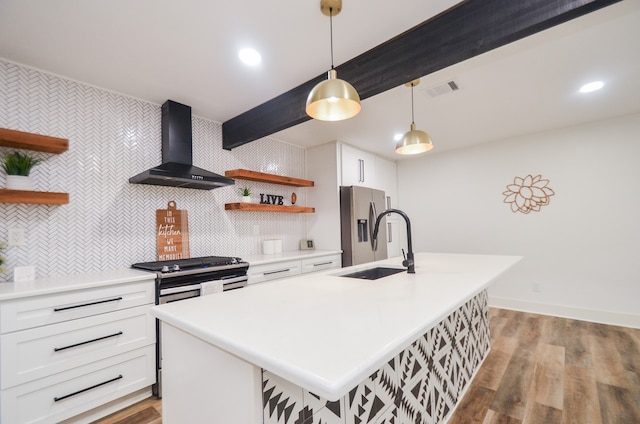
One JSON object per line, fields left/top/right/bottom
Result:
{"left": 0, "top": 276, "right": 156, "bottom": 424}
{"left": 373, "top": 156, "right": 403, "bottom": 258}
{"left": 247, "top": 252, "right": 342, "bottom": 285}
{"left": 307, "top": 142, "right": 404, "bottom": 259}
{"left": 340, "top": 143, "right": 376, "bottom": 187}
{"left": 248, "top": 260, "right": 302, "bottom": 284}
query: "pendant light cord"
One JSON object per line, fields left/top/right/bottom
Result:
{"left": 411, "top": 82, "right": 416, "bottom": 124}
{"left": 329, "top": 7, "right": 335, "bottom": 69}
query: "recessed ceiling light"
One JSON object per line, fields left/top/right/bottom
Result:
{"left": 238, "top": 48, "right": 261, "bottom": 66}
{"left": 579, "top": 81, "right": 604, "bottom": 93}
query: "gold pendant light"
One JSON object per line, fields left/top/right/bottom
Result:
{"left": 306, "top": 0, "right": 361, "bottom": 121}
{"left": 396, "top": 79, "right": 433, "bottom": 155}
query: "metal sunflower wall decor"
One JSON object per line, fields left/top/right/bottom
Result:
{"left": 503, "top": 174, "right": 555, "bottom": 214}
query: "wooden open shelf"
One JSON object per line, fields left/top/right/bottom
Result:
{"left": 0, "top": 128, "right": 69, "bottom": 154}
{"left": 0, "top": 189, "right": 69, "bottom": 205}
{"left": 225, "top": 203, "right": 314, "bottom": 213}
{"left": 225, "top": 169, "right": 314, "bottom": 187}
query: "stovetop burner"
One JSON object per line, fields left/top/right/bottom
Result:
{"left": 132, "top": 256, "right": 243, "bottom": 273}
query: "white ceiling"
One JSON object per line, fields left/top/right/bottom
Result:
{"left": 1, "top": 0, "right": 639, "bottom": 160}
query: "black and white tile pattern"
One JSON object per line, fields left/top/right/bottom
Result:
{"left": 0, "top": 59, "right": 306, "bottom": 281}
{"left": 263, "top": 290, "right": 490, "bottom": 424}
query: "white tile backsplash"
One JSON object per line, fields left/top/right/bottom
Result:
{"left": 0, "top": 59, "right": 307, "bottom": 281}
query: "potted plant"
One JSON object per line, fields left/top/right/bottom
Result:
{"left": 2, "top": 151, "right": 41, "bottom": 190}
{"left": 240, "top": 187, "right": 251, "bottom": 203}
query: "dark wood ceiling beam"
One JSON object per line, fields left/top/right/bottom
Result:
{"left": 222, "top": 0, "right": 620, "bottom": 150}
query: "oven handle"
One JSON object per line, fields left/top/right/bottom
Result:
{"left": 159, "top": 283, "right": 202, "bottom": 296}
{"left": 220, "top": 275, "right": 249, "bottom": 284}
{"left": 159, "top": 276, "right": 248, "bottom": 297}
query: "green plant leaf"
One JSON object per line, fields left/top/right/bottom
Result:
{"left": 2, "top": 151, "right": 41, "bottom": 176}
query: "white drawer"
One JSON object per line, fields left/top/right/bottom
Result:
{"left": 1, "top": 305, "right": 155, "bottom": 389}
{"left": 0, "top": 281, "right": 154, "bottom": 333}
{"left": 248, "top": 260, "right": 301, "bottom": 284}
{"left": 1, "top": 345, "right": 155, "bottom": 424}
{"left": 300, "top": 254, "right": 342, "bottom": 274}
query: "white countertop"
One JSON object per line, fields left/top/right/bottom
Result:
{"left": 151, "top": 252, "right": 521, "bottom": 400}
{"left": 242, "top": 249, "right": 342, "bottom": 266}
{"left": 0, "top": 268, "right": 156, "bottom": 301}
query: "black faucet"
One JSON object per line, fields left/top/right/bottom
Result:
{"left": 372, "top": 209, "right": 415, "bottom": 274}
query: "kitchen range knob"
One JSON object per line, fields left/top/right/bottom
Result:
{"left": 172, "top": 264, "right": 180, "bottom": 271}
{"left": 161, "top": 265, "right": 169, "bottom": 272}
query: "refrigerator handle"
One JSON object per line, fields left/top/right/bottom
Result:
{"left": 370, "top": 201, "right": 378, "bottom": 251}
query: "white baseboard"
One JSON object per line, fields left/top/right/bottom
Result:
{"left": 489, "top": 296, "right": 640, "bottom": 329}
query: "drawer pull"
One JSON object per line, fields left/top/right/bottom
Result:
{"left": 313, "top": 262, "right": 333, "bottom": 267}
{"left": 53, "top": 297, "right": 123, "bottom": 312}
{"left": 264, "top": 268, "right": 290, "bottom": 276}
{"left": 53, "top": 331, "right": 124, "bottom": 352}
{"left": 54, "top": 374, "right": 123, "bottom": 402}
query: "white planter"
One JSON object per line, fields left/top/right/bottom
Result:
{"left": 241, "top": 196, "right": 251, "bottom": 203}
{"left": 6, "top": 175, "right": 33, "bottom": 191}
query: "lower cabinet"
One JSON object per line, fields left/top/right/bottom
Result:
{"left": 2, "top": 346, "right": 155, "bottom": 424}
{"left": 0, "top": 276, "right": 156, "bottom": 424}
{"left": 248, "top": 253, "right": 342, "bottom": 285}
{"left": 248, "top": 260, "right": 302, "bottom": 284}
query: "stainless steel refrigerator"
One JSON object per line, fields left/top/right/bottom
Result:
{"left": 340, "top": 186, "right": 388, "bottom": 267}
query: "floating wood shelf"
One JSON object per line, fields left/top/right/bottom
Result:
{"left": 0, "top": 128, "right": 69, "bottom": 154}
{"left": 0, "top": 189, "right": 69, "bottom": 205}
{"left": 225, "top": 169, "right": 314, "bottom": 187}
{"left": 225, "top": 203, "right": 314, "bottom": 213}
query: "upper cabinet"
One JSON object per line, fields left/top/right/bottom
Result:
{"left": 374, "top": 156, "right": 398, "bottom": 211}
{"left": 340, "top": 144, "right": 376, "bottom": 187}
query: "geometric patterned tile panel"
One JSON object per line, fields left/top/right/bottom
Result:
{"left": 0, "top": 59, "right": 306, "bottom": 281}
{"left": 263, "top": 290, "right": 491, "bottom": 424}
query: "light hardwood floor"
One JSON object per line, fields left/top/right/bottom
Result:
{"left": 92, "top": 308, "right": 640, "bottom": 424}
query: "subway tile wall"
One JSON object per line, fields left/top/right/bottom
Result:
{"left": 0, "top": 59, "right": 307, "bottom": 281}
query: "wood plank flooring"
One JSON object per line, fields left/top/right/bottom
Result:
{"left": 449, "top": 308, "right": 640, "bottom": 424}
{"left": 91, "top": 308, "right": 640, "bottom": 424}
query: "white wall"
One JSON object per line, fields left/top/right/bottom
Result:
{"left": 397, "top": 113, "right": 640, "bottom": 327}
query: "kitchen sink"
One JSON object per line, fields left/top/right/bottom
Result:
{"left": 341, "top": 267, "right": 405, "bottom": 280}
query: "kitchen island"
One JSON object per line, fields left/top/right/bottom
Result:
{"left": 151, "top": 252, "right": 521, "bottom": 424}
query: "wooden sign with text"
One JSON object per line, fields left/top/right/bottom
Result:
{"left": 156, "top": 201, "right": 190, "bottom": 261}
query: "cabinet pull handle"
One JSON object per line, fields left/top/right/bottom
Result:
{"left": 360, "top": 159, "right": 365, "bottom": 182}
{"left": 53, "top": 331, "right": 123, "bottom": 352}
{"left": 54, "top": 297, "right": 123, "bottom": 312}
{"left": 264, "top": 269, "right": 290, "bottom": 276}
{"left": 54, "top": 375, "right": 123, "bottom": 402}
{"left": 388, "top": 222, "right": 393, "bottom": 242}
{"left": 313, "top": 262, "right": 332, "bottom": 267}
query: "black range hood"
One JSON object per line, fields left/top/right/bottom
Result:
{"left": 129, "top": 100, "right": 234, "bottom": 190}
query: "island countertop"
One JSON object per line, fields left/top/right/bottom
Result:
{"left": 150, "top": 252, "right": 521, "bottom": 400}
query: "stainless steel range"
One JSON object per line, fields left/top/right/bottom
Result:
{"left": 132, "top": 255, "right": 249, "bottom": 398}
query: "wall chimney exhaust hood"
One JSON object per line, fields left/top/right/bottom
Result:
{"left": 129, "top": 100, "right": 235, "bottom": 190}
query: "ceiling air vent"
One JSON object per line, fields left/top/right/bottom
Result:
{"left": 423, "top": 80, "right": 460, "bottom": 98}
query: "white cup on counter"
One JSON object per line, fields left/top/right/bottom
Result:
{"left": 262, "top": 239, "right": 283, "bottom": 255}
{"left": 263, "top": 240, "right": 275, "bottom": 255}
